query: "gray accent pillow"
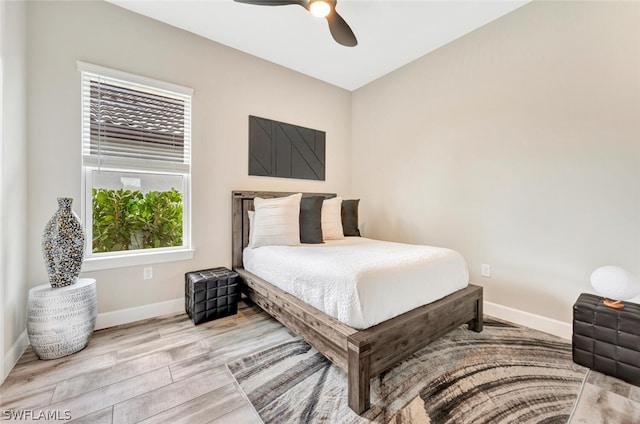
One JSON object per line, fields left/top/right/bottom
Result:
{"left": 341, "top": 199, "right": 361, "bottom": 237}
{"left": 299, "top": 196, "right": 324, "bottom": 244}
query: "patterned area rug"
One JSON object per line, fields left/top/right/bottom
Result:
{"left": 228, "top": 319, "right": 588, "bottom": 424}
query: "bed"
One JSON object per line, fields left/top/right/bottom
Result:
{"left": 231, "top": 190, "right": 483, "bottom": 414}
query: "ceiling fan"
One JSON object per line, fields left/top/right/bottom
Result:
{"left": 233, "top": 0, "right": 358, "bottom": 47}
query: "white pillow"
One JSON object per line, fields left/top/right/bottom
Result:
{"left": 247, "top": 210, "right": 255, "bottom": 245}
{"left": 250, "top": 193, "right": 302, "bottom": 248}
{"left": 321, "top": 196, "right": 344, "bottom": 240}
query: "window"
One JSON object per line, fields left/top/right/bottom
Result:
{"left": 79, "top": 62, "right": 194, "bottom": 271}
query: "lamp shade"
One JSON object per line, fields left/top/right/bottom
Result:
{"left": 590, "top": 266, "right": 640, "bottom": 301}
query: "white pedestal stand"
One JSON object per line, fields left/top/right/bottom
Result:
{"left": 27, "top": 278, "right": 97, "bottom": 360}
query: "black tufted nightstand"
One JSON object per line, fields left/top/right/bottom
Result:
{"left": 573, "top": 293, "right": 640, "bottom": 386}
{"left": 185, "top": 267, "right": 239, "bottom": 325}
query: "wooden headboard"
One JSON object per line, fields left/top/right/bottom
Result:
{"left": 231, "top": 191, "right": 336, "bottom": 269}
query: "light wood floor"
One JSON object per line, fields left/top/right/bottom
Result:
{"left": 0, "top": 301, "right": 293, "bottom": 423}
{"left": 2, "top": 300, "right": 639, "bottom": 423}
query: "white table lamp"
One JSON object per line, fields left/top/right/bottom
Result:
{"left": 590, "top": 266, "right": 640, "bottom": 309}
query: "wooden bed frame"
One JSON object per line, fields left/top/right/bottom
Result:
{"left": 231, "top": 190, "right": 483, "bottom": 414}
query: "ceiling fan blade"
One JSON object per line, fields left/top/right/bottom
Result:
{"left": 326, "top": 8, "right": 357, "bottom": 47}
{"left": 233, "top": 0, "right": 306, "bottom": 6}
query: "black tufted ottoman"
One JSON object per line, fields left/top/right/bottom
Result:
{"left": 185, "top": 267, "right": 239, "bottom": 325}
{"left": 573, "top": 293, "right": 640, "bottom": 386}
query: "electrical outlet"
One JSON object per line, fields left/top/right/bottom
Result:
{"left": 481, "top": 264, "right": 491, "bottom": 278}
{"left": 143, "top": 267, "right": 153, "bottom": 280}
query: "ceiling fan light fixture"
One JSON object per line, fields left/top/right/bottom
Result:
{"left": 309, "top": 0, "right": 331, "bottom": 18}
{"left": 233, "top": 0, "right": 356, "bottom": 47}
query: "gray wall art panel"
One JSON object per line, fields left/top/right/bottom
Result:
{"left": 249, "top": 115, "right": 325, "bottom": 181}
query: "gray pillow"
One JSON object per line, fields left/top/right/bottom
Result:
{"left": 299, "top": 196, "right": 324, "bottom": 243}
{"left": 341, "top": 199, "right": 361, "bottom": 237}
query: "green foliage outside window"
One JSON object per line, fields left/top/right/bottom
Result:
{"left": 92, "top": 188, "right": 183, "bottom": 253}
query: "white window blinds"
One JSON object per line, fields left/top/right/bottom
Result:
{"left": 79, "top": 62, "right": 193, "bottom": 173}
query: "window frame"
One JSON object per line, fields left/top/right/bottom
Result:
{"left": 78, "top": 62, "right": 194, "bottom": 271}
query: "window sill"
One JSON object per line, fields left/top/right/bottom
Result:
{"left": 81, "top": 248, "right": 195, "bottom": 272}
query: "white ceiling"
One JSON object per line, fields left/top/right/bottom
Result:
{"left": 106, "top": 0, "right": 530, "bottom": 91}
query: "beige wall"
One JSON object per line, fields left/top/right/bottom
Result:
{"left": 26, "top": 1, "right": 351, "bottom": 314}
{"left": 2, "top": 0, "right": 28, "bottom": 379}
{"left": 351, "top": 0, "right": 640, "bottom": 322}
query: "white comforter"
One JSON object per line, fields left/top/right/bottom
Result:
{"left": 243, "top": 237, "right": 469, "bottom": 329}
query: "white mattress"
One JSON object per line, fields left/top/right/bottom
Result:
{"left": 243, "top": 237, "right": 469, "bottom": 329}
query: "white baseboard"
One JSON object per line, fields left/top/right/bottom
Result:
{"left": 92, "top": 298, "right": 573, "bottom": 337}
{"left": 95, "top": 297, "right": 184, "bottom": 330}
{"left": 3, "top": 330, "right": 28, "bottom": 383}
{"left": 100, "top": 299, "right": 571, "bottom": 338}
{"left": 484, "top": 301, "right": 572, "bottom": 340}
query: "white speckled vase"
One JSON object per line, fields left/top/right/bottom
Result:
{"left": 42, "top": 197, "right": 85, "bottom": 288}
